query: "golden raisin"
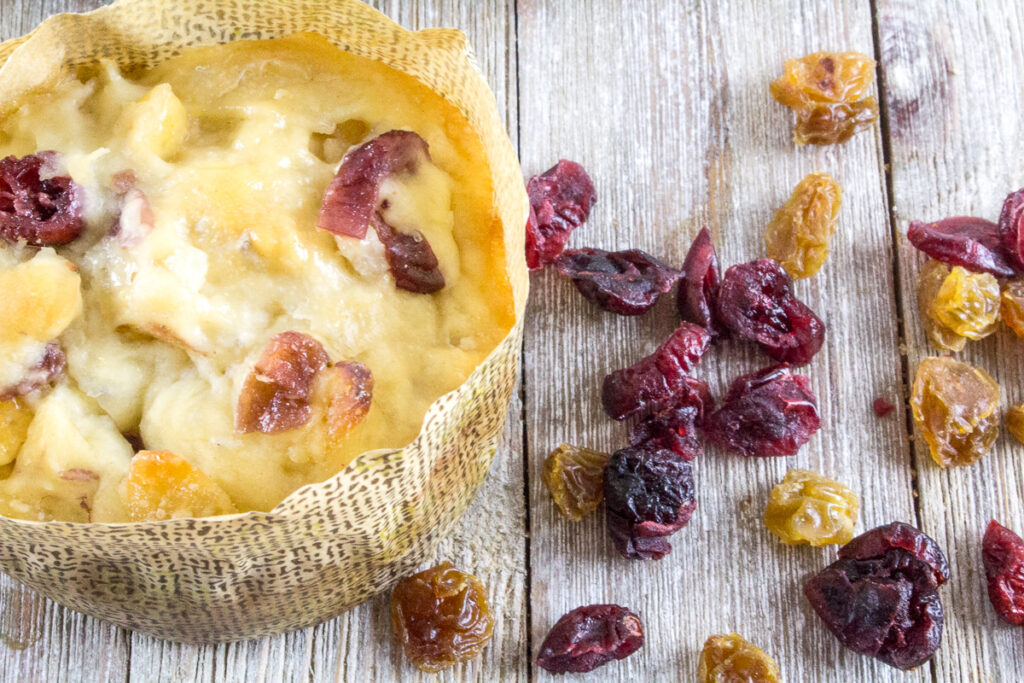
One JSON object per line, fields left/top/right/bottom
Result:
{"left": 391, "top": 561, "right": 494, "bottom": 673}
{"left": 911, "top": 357, "right": 1000, "bottom": 467}
{"left": 793, "top": 99, "right": 879, "bottom": 146}
{"left": 765, "top": 172, "right": 842, "bottom": 279}
{"left": 764, "top": 469, "right": 859, "bottom": 546}
{"left": 542, "top": 443, "right": 609, "bottom": 521}
{"left": 1006, "top": 404, "right": 1024, "bottom": 445}
{"left": 698, "top": 633, "right": 781, "bottom": 683}
{"left": 0, "top": 398, "right": 32, "bottom": 467}
{"left": 1001, "top": 280, "right": 1024, "bottom": 338}
{"left": 125, "top": 450, "right": 237, "bottom": 521}
{"left": 929, "top": 266, "right": 1000, "bottom": 340}
{"left": 917, "top": 260, "right": 966, "bottom": 351}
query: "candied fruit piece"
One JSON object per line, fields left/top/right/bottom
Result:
{"left": 0, "top": 398, "right": 32, "bottom": 467}
{"left": 917, "top": 260, "right": 967, "bottom": 351}
{"left": 873, "top": 397, "right": 895, "bottom": 417}
{"left": 1000, "top": 189, "right": 1024, "bottom": 271}
{"left": 765, "top": 172, "right": 842, "bottom": 279}
{"left": 536, "top": 604, "right": 643, "bottom": 674}
{"left": 125, "top": 450, "right": 237, "bottom": 521}
{"left": 1006, "top": 404, "right": 1024, "bottom": 445}
{"left": 907, "top": 217, "right": 1017, "bottom": 278}
{"left": 554, "top": 248, "right": 680, "bottom": 316}
{"left": 525, "top": 160, "right": 596, "bottom": 270}
{"left": 236, "top": 331, "right": 330, "bottom": 434}
{"left": 601, "top": 322, "right": 711, "bottom": 420}
{"left": 542, "top": 443, "right": 610, "bottom": 522}
{"left": 603, "top": 444, "right": 696, "bottom": 560}
{"left": 0, "top": 343, "right": 66, "bottom": 401}
{"left": 705, "top": 364, "right": 820, "bottom": 458}
{"left": 391, "top": 561, "right": 494, "bottom": 673}
{"left": 319, "top": 360, "right": 374, "bottom": 444}
{"left": 1001, "top": 279, "right": 1024, "bottom": 338}
{"left": 628, "top": 377, "right": 712, "bottom": 461}
{"left": 698, "top": 632, "right": 781, "bottom": 683}
{"left": 927, "top": 266, "right": 1000, "bottom": 340}
{"left": 677, "top": 227, "right": 723, "bottom": 333}
{"left": 982, "top": 520, "right": 1024, "bottom": 625}
{"left": 764, "top": 469, "right": 859, "bottom": 546}
{"left": 0, "top": 152, "right": 84, "bottom": 246}
{"left": 910, "top": 356, "right": 999, "bottom": 467}
{"left": 716, "top": 259, "right": 825, "bottom": 365}
{"left": 839, "top": 522, "right": 950, "bottom": 586}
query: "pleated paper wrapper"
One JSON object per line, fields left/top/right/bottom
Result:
{"left": 0, "top": 0, "right": 528, "bottom": 643}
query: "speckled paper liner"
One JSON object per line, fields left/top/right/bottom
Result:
{"left": 0, "top": 0, "right": 528, "bottom": 643}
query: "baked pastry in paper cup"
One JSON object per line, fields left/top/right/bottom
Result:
{"left": 0, "top": 0, "right": 527, "bottom": 642}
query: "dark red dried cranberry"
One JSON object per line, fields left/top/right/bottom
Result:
{"left": 999, "top": 189, "right": 1024, "bottom": 272}
{"left": 536, "top": 604, "right": 644, "bottom": 674}
{"left": 676, "top": 227, "right": 723, "bottom": 334}
{"left": 982, "top": 519, "right": 1024, "bottom": 625}
{"left": 0, "top": 152, "right": 84, "bottom": 246}
{"left": 603, "top": 445, "right": 696, "bottom": 560}
{"left": 554, "top": 248, "right": 679, "bottom": 315}
{"left": 601, "top": 322, "right": 711, "bottom": 420}
{"left": 525, "top": 160, "right": 596, "bottom": 270}
{"left": 873, "top": 396, "right": 895, "bottom": 417}
{"left": 715, "top": 259, "right": 824, "bottom": 365}
{"left": 704, "top": 364, "right": 820, "bottom": 458}
{"left": 374, "top": 221, "right": 445, "bottom": 294}
{"left": 907, "top": 216, "right": 1017, "bottom": 278}
{"left": 0, "top": 343, "right": 66, "bottom": 401}
{"left": 839, "top": 522, "right": 950, "bottom": 586}
{"left": 627, "top": 377, "right": 713, "bottom": 461}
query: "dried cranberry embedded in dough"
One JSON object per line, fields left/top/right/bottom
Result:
{"left": 982, "top": 520, "right": 1024, "bottom": 625}
{"left": 999, "top": 189, "right": 1024, "bottom": 271}
{"left": 555, "top": 248, "right": 680, "bottom": 316}
{"left": 322, "top": 360, "right": 374, "bottom": 442}
{"left": 677, "top": 227, "right": 723, "bottom": 334}
{"left": 0, "top": 343, "right": 66, "bottom": 401}
{"left": 373, "top": 221, "right": 445, "bottom": 294}
{"left": 907, "top": 216, "right": 1017, "bottom": 278}
{"left": 0, "top": 152, "right": 84, "bottom": 246}
{"left": 536, "top": 604, "right": 644, "bottom": 674}
{"left": 525, "top": 160, "right": 596, "bottom": 270}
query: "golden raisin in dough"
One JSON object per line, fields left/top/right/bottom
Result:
{"left": 917, "top": 260, "right": 967, "bottom": 351}
{"left": 911, "top": 357, "right": 1000, "bottom": 467}
{"left": 764, "top": 468, "right": 859, "bottom": 546}
{"left": 1001, "top": 280, "right": 1024, "bottom": 338}
{"left": 929, "top": 266, "right": 1000, "bottom": 340}
{"left": 125, "top": 450, "right": 236, "bottom": 521}
{"left": 765, "top": 172, "right": 842, "bottom": 279}
{"left": 541, "top": 443, "right": 609, "bottom": 522}
{"left": 698, "top": 633, "right": 781, "bottom": 682}
{"left": 319, "top": 360, "right": 373, "bottom": 444}
{"left": 0, "top": 399, "right": 32, "bottom": 467}
{"left": 0, "top": 249, "right": 81, "bottom": 345}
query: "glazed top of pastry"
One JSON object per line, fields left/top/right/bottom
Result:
{"left": 0, "top": 33, "right": 513, "bottom": 522}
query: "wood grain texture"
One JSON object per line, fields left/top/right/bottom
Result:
{"left": 877, "top": 0, "right": 1024, "bottom": 680}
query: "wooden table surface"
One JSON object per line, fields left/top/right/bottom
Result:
{"left": 2, "top": 0, "right": 1024, "bottom": 680}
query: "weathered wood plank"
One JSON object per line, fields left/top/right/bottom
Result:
{"left": 876, "top": 0, "right": 1024, "bottom": 680}
{"left": 519, "top": 0, "right": 922, "bottom": 680}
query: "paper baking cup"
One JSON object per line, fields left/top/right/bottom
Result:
{"left": 0, "top": 0, "right": 527, "bottom": 643}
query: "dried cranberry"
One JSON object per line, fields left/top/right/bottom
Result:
{"left": 0, "top": 152, "right": 84, "bottom": 246}
{"left": 982, "top": 519, "right": 1024, "bottom": 625}
{"left": 0, "top": 343, "right": 66, "bottom": 401}
{"left": 704, "top": 364, "right": 820, "bottom": 458}
{"left": 873, "top": 397, "right": 895, "bottom": 417}
{"left": 715, "top": 259, "right": 825, "bottom": 365}
{"left": 627, "top": 377, "right": 713, "bottom": 460}
{"left": 536, "top": 604, "right": 644, "bottom": 674}
{"left": 907, "top": 217, "right": 1017, "bottom": 278}
{"left": 999, "top": 189, "right": 1024, "bottom": 272}
{"left": 373, "top": 221, "right": 444, "bottom": 294}
{"left": 677, "top": 227, "right": 723, "bottom": 333}
{"left": 805, "top": 522, "right": 947, "bottom": 670}
{"left": 601, "top": 322, "right": 711, "bottom": 420}
{"left": 525, "top": 160, "right": 596, "bottom": 270}
{"left": 554, "top": 248, "right": 680, "bottom": 315}
{"left": 603, "top": 444, "right": 696, "bottom": 560}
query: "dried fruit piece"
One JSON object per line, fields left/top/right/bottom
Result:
{"left": 236, "top": 331, "right": 330, "bottom": 434}
{"left": 318, "top": 360, "right": 374, "bottom": 443}
{"left": 907, "top": 217, "right": 1017, "bottom": 278}
{"left": 805, "top": 523, "right": 947, "bottom": 670}
{"left": 716, "top": 259, "right": 825, "bottom": 365}
{"left": 0, "top": 398, "right": 32, "bottom": 467}
{"left": 554, "top": 248, "right": 680, "bottom": 316}
{"left": 628, "top": 377, "right": 712, "bottom": 461}
{"left": 677, "top": 227, "right": 723, "bottom": 333}
{"left": 1006, "top": 404, "right": 1024, "bottom": 445}
{"left": 927, "top": 266, "right": 1000, "bottom": 340}
{"left": 705, "top": 364, "right": 820, "bottom": 458}
{"left": 792, "top": 98, "right": 879, "bottom": 146}
{"left": 373, "top": 220, "right": 445, "bottom": 294}
{"left": 525, "top": 160, "right": 597, "bottom": 270}
{"left": 0, "top": 248, "right": 82, "bottom": 346}
{"left": 536, "top": 604, "right": 644, "bottom": 674}
{"left": 1000, "top": 188, "right": 1024, "bottom": 271}
{"left": 0, "top": 343, "right": 66, "bottom": 401}
{"left": 1001, "top": 279, "right": 1024, "bottom": 338}
{"left": 542, "top": 443, "right": 610, "bottom": 521}
{"left": 603, "top": 444, "right": 696, "bottom": 560}
{"left": 982, "top": 520, "right": 1024, "bottom": 625}
{"left": 601, "top": 322, "right": 711, "bottom": 420}
{"left": 764, "top": 469, "right": 859, "bottom": 546}
{"left": 917, "top": 260, "right": 967, "bottom": 351}
{"left": 698, "top": 633, "right": 781, "bottom": 683}
{"left": 125, "top": 450, "right": 237, "bottom": 521}
{"left": 873, "top": 397, "right": 895, "bottom": 417}
{"left": 0, "top": 152, "right": 84, "bottom": 246}
{"left": 910, "top": 356, "right": 999, "bottom": 467}
{"left": 765, "top": 172, "right": 843, "bottom": 279}
{"left": 391, "top": 562, "right": 494, "bottom": 673}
